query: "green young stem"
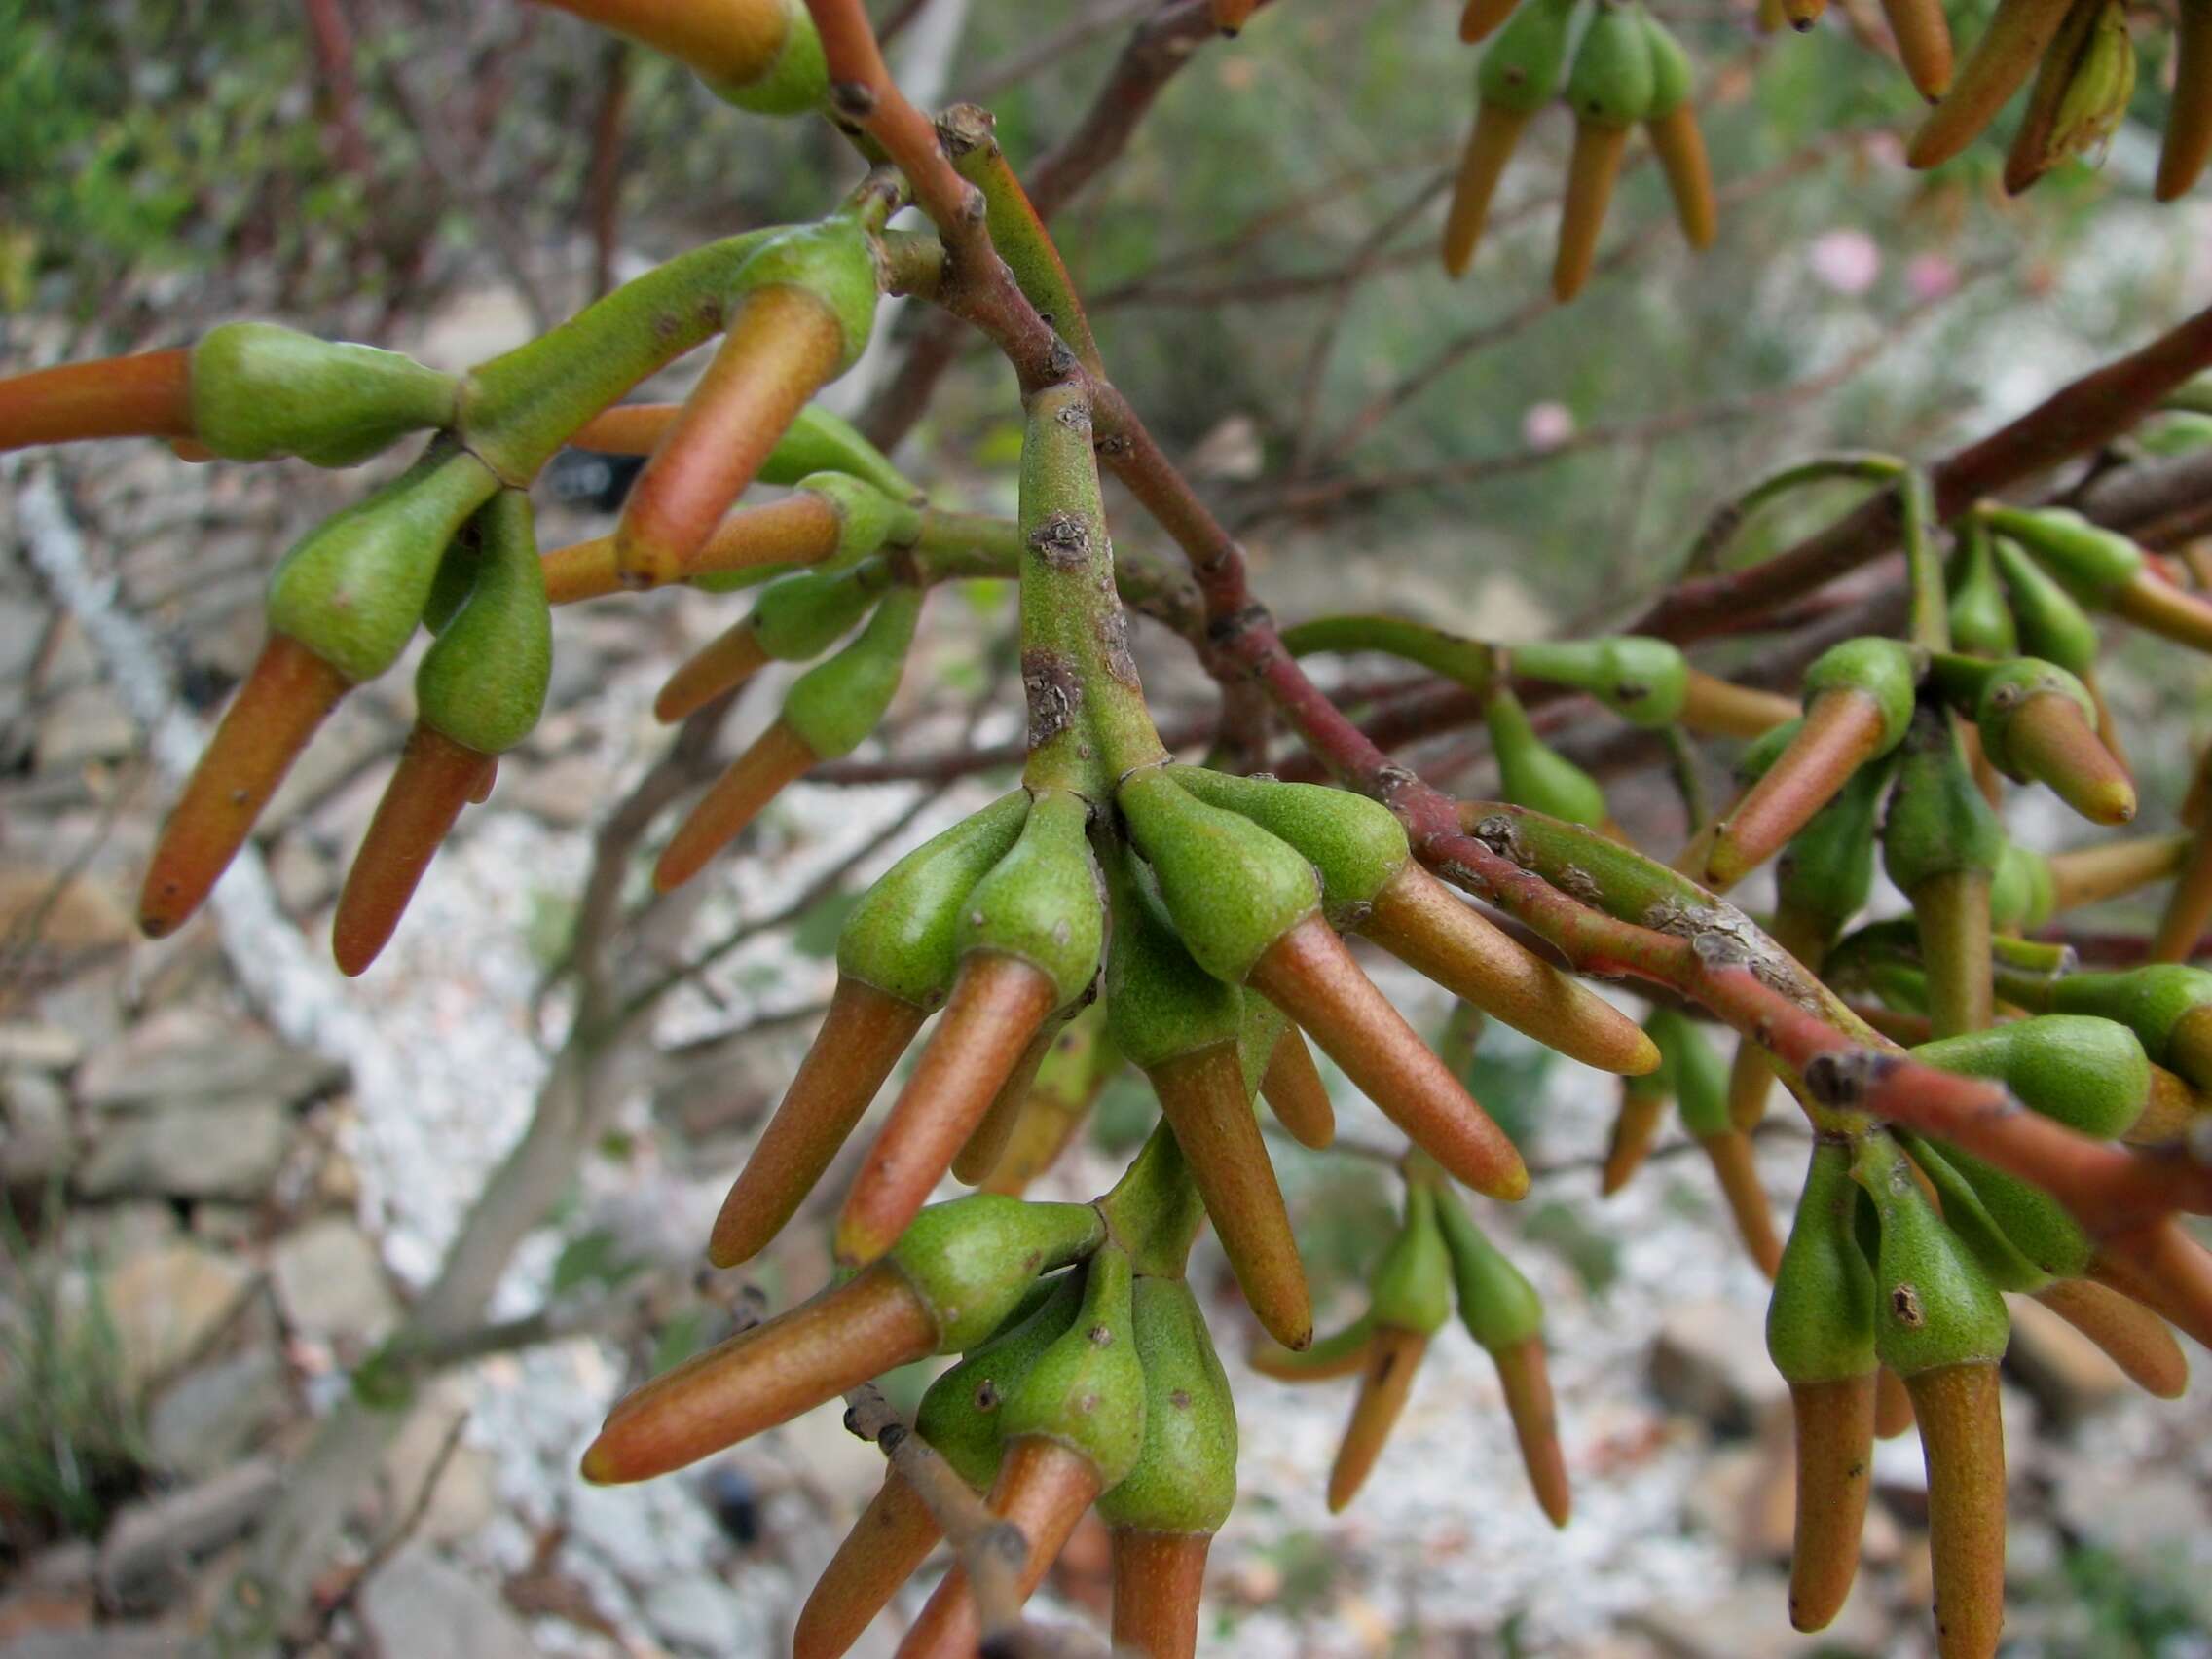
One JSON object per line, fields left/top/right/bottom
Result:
{"left": 1901, "top": 466, "right": 1950, "bottom": 654}
{"left": 1016, "top": 382, "right": 1168, "bottom": 793}
{"left": 1094, "top": 1121, "right": 1207, "bottom": 1279}
{"left": 943, "top": 106, "right": 1103, "bottom": 376}
{"left": 1679, "top": 452, "right": 1905, "bottom": 575}
{"left": 1280, "top": 614, "right": 1494, "bottom": 693}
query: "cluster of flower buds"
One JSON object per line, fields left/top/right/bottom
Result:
{"left": 1250, "top": 1157, "right": 1569, "bottom": 1524}
{"left": 1441, "top": 0, "right": 1714, "bottom": 298}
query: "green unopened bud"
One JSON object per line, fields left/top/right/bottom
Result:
{"left": 191, "top": 322, "right": 458, "bottom": 468}
{"left": 2040, "top": 964, "right": 2212, "bottom": 1078}
{"left": 733, "top": 216, "right": 879, "bottom": 376}
{"left": 1735, "top": 716, "right": 1802, "bottom": 784}
{"left": 1649, "top": 1008, "right": 1729, "bottom": 1137}
{"left": 1776, "top": 754, "right": 1893, "bottom": 940}
{"left": 1987, "top": 842, "right": 2055, "bottom": 933}
{"left": 1002, "top": 1244, "right": 1147, "bottom": 1487}
{"left": 1434, "top": 1186, "right": 1544, "bottom": 1352}
{"left": 1486, "top": 686, "right": 1608, "bottom": 826}
{"left": 955, "top": 788, "right": 1105, "bottom": 1010}
{"left": 917, "top": 1272, "right": 1085, "bottom": 1489}
{"left": 1802, "top": 638, "right": 1922, "bottom": 756}
{"left": 267, "top": 442, "right": 501, "bottom": 683}
{"left": 1882, "top": 708, "right": 2005, "bottom": 897}
{"left": 1095, "top": 1277, "right": 1238, "bottom": 1535}
{"left": 1981, "top": 506, "right": 2145, "bottom": 601}
{"left": 1508, "top": 637, "right": 1688, "bottom": 726}
{"left": 794, "top": 472, "right": 906, "bottom": 568}
{"left": 1369, "top": 1183, "right": 1454, "bottom": 1335}
{"left": 1901, "top": 1136, "right": 2047, "bottom": 1292}
{"left": 1164, "top": 765, "right": 1409, "bottom": 925}
{"left": 1104, "top": 843, "right": 1243, "bottom": 1072}
{"left": 1640, "top": 11, "right": 1696, "bottom": 119}
{"left": 1119, "top": 769, "right": 1321, "bottom": 984}
{"left": 890, "top": 1193, "right": 1105, "bottom": 1353}
{"left": 1565, "top": 0, "right": 1657, "bottom": 127}
{"left": 415, "top": 491, "right": 550, "bottom": 755}
{"left": 1992, "top": 535, "right": 2100, "bottom": 675}
{"left": 1767, "top": 1140, "right": 1877, "bottom": 1383}
{"left": 781, "top": 586, "right": 921, "bottom": 760}
{"left": 1966, "top": 657, "right": 2097, "bottom": 780}
{"left": 1850, "top": 1133, "right": 2009, "bottom": 1378}
{"left": 1945, "top": 519, "right": 2018, "bottom": 660}
{"left": 712, "top": 0, "right": 828, "bottom": 114}
{"left": 1930, "top": 1143, "right": 2093, "bottom": 1282}
{"left": 1913, "top": 1014, "right": 2148, "bottom": 1140}
{"left": 1478, "top": 0, "right": 1579, "bottom": 113}
{"left": 757, "top": 403, "right": 917, "bottom": 500}
{"left": 737, "top": 562, "right": 878, "bottom": 652}
{"left": 838, "top": 793, "right": 1030, "bottom": 1007}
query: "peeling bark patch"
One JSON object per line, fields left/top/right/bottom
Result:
{"left": 1470, "top": 813, "right": 1531, "bottom": 866}
{"left": 1097, "top": 606, "right": 1142, "bottom": 688}
{"left": 1029, "top": 512, "right": 1090, "bottom": 571}
{"left": 1555, "top": 863, "right": 1604, "bottom": 906}
{"left": 1023, "top": 648, "right": 1082, "bottom": 749}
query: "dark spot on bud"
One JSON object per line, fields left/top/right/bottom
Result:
{"left": 1088, "top": 1323, "right": 1113, "bottom": 1346}
{"left": 1170, "top": 1389, "right": 1193, "bottom": 1411}
{"left": 975, "top": 1381, "right": 1000, "bottom": 1412}
{"left": 1080, "top": 1391, "right": 1100, "bottom": 1413}
{"left": 1891, "top": 1284, "right": 1925, "bottom": 1328}
{"left": 830, "top": 80, "right": 877, "bottom": 117}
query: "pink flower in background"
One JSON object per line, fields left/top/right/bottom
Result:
{"left": 1907, "top": 253, "right": 1960, "bottom": 301}
{"left": 1522, "top": 400, "right": 1576, "bottom": 450}
{"left": 1807, "top": 229, "right": 1881, "bottom": 294}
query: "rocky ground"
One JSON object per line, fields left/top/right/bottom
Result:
{"left": 4, "top": 300, "right": 2212, "bottom": 1659}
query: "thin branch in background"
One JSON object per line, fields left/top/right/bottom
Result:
{"left": 582, "top": 38, "right": 633, "bottom": 301}
{"left": 303, "top": 0, "right": 374, "bottom": 182}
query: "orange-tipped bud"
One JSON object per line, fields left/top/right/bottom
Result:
{"left": 2002, "top": 692, "right": 2135, "bottom": 826}
{"left": 1882, "top": 0, "right": 1955, "bottom": 99}
{"left": 653, "top": 718, "right": 819, "bottom": 892}
{"left": 1707, "top": 689, "right": 1893, "bottom": 892}
{"left": 1460, "top": 0, "right": 1520, "bottom": 39}
{"left": 532, "top": 0, "right": 793, "bottom": 89}
{"left": 1602, "top": 1080, "right": 1668, "bottom": 1197}
{"left": 1648, "top": 104, "right": 1717, "bottom": 249}
{"left": 1154, "top": 1043, "right": 1312, "bottom": 1350}
{"left": 1248, "top": 918, "right": 1528, "bottom": 1201}
{"left": 1110, "top": 1530, "right": 1212, "bottom": 1659}
{"left": 2153, "top": 832, "right": 2212, "bottom": 963}
{"left": 1247, "top": 1316, "right": 1376, "bottom": 1382}
{"left": 568, "top": 402, "right": 681, "bottom": 455}
{"left": 708, "top": 977, "right": 929, "bottom": 1268}
{"left": 836, "top": 954, "right": 1059, "bottom": 1266}
{"left": 1906, "top": 1362, "right": 2006, "bottom": 1659}
{"left": 140, "top": 633, "right": 351, "bottom": 938}
{"left": 1553, "top": 122, "right": 1631, "bottom": 304}
{"left": 2032, "top": 1278, "right": 2188, "bottom": 1399}
{"left": 0, "top": 350, "right": 193, "bottom": 453}
{"left": 1786, "top": 1374, "right": 1876, "bottom": 1632}
{"left": 1493, "top": 1333, "right": 1571, "bottom": 1527}
{"left": 656, "top": 620, "right": 775, "bottom": 723}
{"left": 793, "top": 1471, "right": 940, "bottom": 1659}
{"left": 1874, "top": 1364, "right": 1916, "bottom": 1438}
{"left": 900, "top": 1437, "right": 1103, "bottom": 1658}
{"left": 615, "top": 286, "right": 845, "bottom": 589}
{"left": 1326, "top": 1325, "right": 1429, "bottom": 1512}
{"left": 2089, "top": 1218, "right": 2212, "bottom": 1352}
{"left": 1442, "top": 103, "right": 1533, "bottom": 277}
{"left": 1361, "top": 863, "right": 1658, "bottom": 1076}
{"left": 2112, "top": 566, "right": 2212, "bottom": 655}
{"left": 544, "top": 492, "right": 843, "bottom": 606}
{"left": 1260, "top": 1025, "right": 1335, "bottom": 1150}
{"left": 1210, "top": 0, "right": 1259, "bottom": 31}
{"left": 1701, "top": 1129, "right": 1785, "bottom": 1279}
{"left": 330, "top": 724, "right": 496, "bottom": 976}
{"left": 581, "top": 1261, "right": 936, "bottom": 1485}
{"left": 951, "top": 1021, "right": 1058, "bottom": 1186}
{"left": 1677, "top": 669, "right": 1799, "bottom": 739}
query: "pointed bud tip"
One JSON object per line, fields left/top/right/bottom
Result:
{"left": 578, "top": 1439, "right": 624, "bottom": 1486}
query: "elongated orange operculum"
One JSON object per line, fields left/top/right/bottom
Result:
{"left": 1907, "top": 0, "right": 2072, "bottom": 168}
{"left": 1700, "top": 1130, "right": 1785, "bottom": 1278}
{"left": 141, "top": 633, "right": 352, "bottom": 939}
{"left": 1882, "top": 0, "right": 1955, "bottom": 100}
{"left": 568, "top": 402, "right": 681, "bottom": 455}
{"left": 330, "top": 724, "right": 496, "bottom": 977}
{"left": 0, "top": 350, "right": 193, "bottom": 453}
{"left": 2089, "top": 1218, "right": 2212, "bottom": 1351}
{"left": 581, "top": 1261, "right": 935, "bottom": 1485}
{"left": 1442, "top": 103, "right": 1532, "bottom": 278}
{"left": 1553, "top": 121, "right": 1631, "bottom": 304}
{"left": 1602, "top": 1084, "right": 1668, "bottom": 1196}
{"left": 653, "top": 718, "right": 818, "bottom": 892}
{"left": 1678, "top": 669, "right": 1799, "bottom": 739}
{"left": 2006, "top": 693, "right": 2135, "bottom": 825}
{"left": 545, "top": 491, "right": 842, "bottom": 606}
{"left": 1907, "top": 1362, "right": 2006, "bottom": 1659}
{"left": 2154, "top": 832, "right": 2212, "bottom": 962}
{"left": 899, "top": 1437, "right": 1103, "bottom": 1659}
{"left": 951, "top": 1019, "right": 1058, "bottom": 1185}
{"left": 793, "top": 1471, "right": 941, "bottom": 1659}
{"left": 2045, "top": 833, "right": 2189, "bottom": 914}
{"left": 1493, "top": 1333, "right": 1570, "bottom": 1527}
{"left": 1706, "top": 688, "right": 1889, "bottom": 891}
{"left": 1210, "top": 0, "right": 1259, "bottom": 32}
{"left": 1110, "top": 1530, "right": 1213, "bottom": 1659}
{"left": 2113, "top": 569, "right": 2212, "bottom": 655}
{"left": 1249, "top": 918, "right": 1528, "bottom": 1201}
{"left": 2159, "top": 0, "right": 2212, "bottom": 200}
{"left": 531, "top": 0, "right": 791, "bottom": 96}
{"left": 1786, "top": 1374, "right": 1875, "bottom": 1632}
{"left": 2128, "top": 1064, "right": 2212, "bottom": 1146}
{"left": 655, "top": 620, "right": 774, "bottom": 723}
{"left": 1363, "top": 863, "right": 1658, "bottom": 1075}
{"left": 1649, "top": 104, "right": 1717, "bottom": 249}
{"left": 1260, "top": 1024, "right": 1335, "bottom": 1149}
{"left": 1874, "top": 1364, "right": 1916, "bottom": 1438}
{"left": 616, "top": 286, "right": 844, "bottom": 588}
{"left": 1154, "top": 1043, "right": 1311, "bottom": 1350}
{"left": 836, "top": 954, "right": 1060, "bottom": 1265}
{"left": 1327, "top": 1325, "right": 1428, "bottom": 1512}
{"left": 709, "top": 977, "right": 929, "bottom": 1268}
{"left": 2032, "top": 1278, "right": 2187, "bottom": 1399}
